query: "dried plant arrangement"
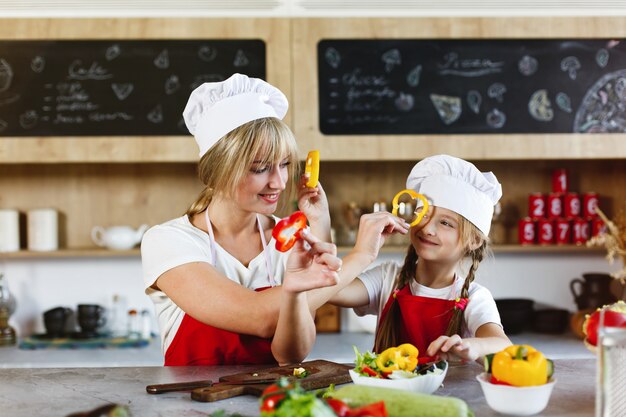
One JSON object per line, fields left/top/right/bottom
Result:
{"left": 587, "top": 205, "right": 626, "bottom": 284}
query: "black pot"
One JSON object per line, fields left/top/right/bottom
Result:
{"left": 495, "top": 298, "right": 535, "bottom": 335}
{"left": 532, "top": 308, "right": 570, "bottom": 334}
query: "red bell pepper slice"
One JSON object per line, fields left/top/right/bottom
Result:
{"left": 326, "top": 398, "right": 351, "bottom": 417}
{"left": 272, "top": 211, "right": 308, "bottom": 252}
{"left": 490, "top": 374, "right": 512, "bottom": 386}
{"left": 348, "top": 401, "right": 389, "bottom": 417}
{"left": 360, "top": 365, "right": 380, "bottom": 377}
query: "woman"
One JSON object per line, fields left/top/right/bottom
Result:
{"left": 141, "top": 74, "right": 408, "bottom": 366}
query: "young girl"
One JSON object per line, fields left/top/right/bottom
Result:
{"left": 332, "top": 154, "right": 511, "bottom": 362}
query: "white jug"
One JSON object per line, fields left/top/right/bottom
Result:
{"left": 91, "top": 224, "right": 149, "bottom": 250}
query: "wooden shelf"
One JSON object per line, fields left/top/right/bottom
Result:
{"left": 339, "top": 244, "right": 606, "bottom": 255}
{"left": 1, "top": 248, "right": 140, "bottom": 259}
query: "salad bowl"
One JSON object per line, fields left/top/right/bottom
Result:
{"left": 349, "top": 361, "right": 448, "bottom": 395}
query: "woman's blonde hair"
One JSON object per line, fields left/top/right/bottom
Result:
{"left": 186, "top": 117, "right": 300, "bottom": 217}
{"left": 373, "top": 216, "right": 489, "bottom": 353}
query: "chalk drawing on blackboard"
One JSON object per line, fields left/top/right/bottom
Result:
{"left": 556, "top": 92, "right": 572, "bottom": 113}
{"left": 19, "top": 110, "right": 38, "bottom": 129}
{"left": 486, "top": 108, "right": 506, "bottom": 129}
{"left": 395, "top": 93, "right": 414, "bottom": 111}
{"left": 105, "top": 44, "right": 121, "bottom": 61}
{"left": 147, "top": 105, "right": 163, "bottom": 124}
{"left": 0, "top": 59, "right": 14, "bottom": 92}
{"left": 381, "top": 49, "right": 401, "bottom": 73}
{"left": 467, "top": 90, "right": 481, "bottom": 114}
{"left": 438, "top": 52, "right": 503, "bottom": 77}
{"left": 488, "top": 83, "right": 507, "bottom": 103}
{"left": 324, "top": 47, "right": 341, "bottom": 69}
{"left": 0, "top": 119, "right": 6, "bottom": 133}
{"left": 233, "top": 50, "right": 249, "bottom": 67}
{"left": 0, "top": 94, "right": 19, "bottom": 107}
{"left": 430, "top": 94, "right": 461, "bottom": 125}
{"left": 89, "top": 112, "right": 132, "bottom": 122}
{"left": 198, "top": 45, "right": 218, "bottom": 62}
{"left": 164, "top": 75, "right": 180, "bottom": 95}
{"left": 191, "top": 74, "right": 225, "bottom": 90}
{"left": 153, "top": 50, "right": 170, "bottom": 69}
{"left": 68, "top": 60, "right": 113, "bottom": 81}
{"left": 596, "top": 48, "right": 609, "bottom": 68}
{"left": 407, "top": 65, "right": 422, "bottom": 87}
{"left": 561, "top": 56, "right": 581, "bottom": 80}
{"left": 31, "top": 56, "right": 45, "bottom": 73}
{"left": 111, "top": 83, "right": 134, "bottom": 101}
{"left": 518, "top": 55, "right": 538, "bottom": 76}
{"left": 528, "top": 89, "right": 554, "bottom": 122}
{"left": 574, "top": 69, "right": 626, "bottom": 133}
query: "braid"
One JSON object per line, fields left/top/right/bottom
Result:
{"left": 374, "top": 245, "right": 418, "bottom": 352}
{"left": 445, "top": 240, "right": 487, "bottom": 336}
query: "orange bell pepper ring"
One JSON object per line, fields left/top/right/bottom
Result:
{"left": 272, "top": 211, "right": 308, "bottom": 252}
{"left": 304, "top": 150, "right": 320, "bottom": 188}
{"left": 391, "top": 189, "right": 429, "bottom": 227}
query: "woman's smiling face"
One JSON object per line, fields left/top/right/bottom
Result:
{"left": 234, "top": 155, "right": 290, "bottom": 215}
{"left": 410, "top": 206, "right": 465, "bottom": 263}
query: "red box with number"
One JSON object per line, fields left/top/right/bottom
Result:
{"left": 518, "top": 217, "right": 536, "bottom": 245}
{"left": 583, "top": 192, "right": 599, "bottom": 218}
{"left": 552, "top": 169, "right": 568, "bottom": 193}
{"left": 547, "top": 193, "right": 563, "bottom": 219}
{"left": 572, "top": 217, "right": 590, "bottom": 245}
{"left": 538, "top": 218, "right": 554, "bottom": 245}
{"left": 563, "top": 192, "right": 581, "bottom": 218}
{"left": 528, "top": 193, "right": 545, "bottom": 219}
{"left": 555, "top": 218, "right": 571, "bottom": 244}
{"left": 592, "top": 218, "right": 607, "bottom": 237}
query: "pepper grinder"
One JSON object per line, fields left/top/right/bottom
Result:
{"left": 0, "top": 272, "right": 17, "bottom": 346}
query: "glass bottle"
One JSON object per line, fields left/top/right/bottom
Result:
{"left": 0, "top": 272, "right": 17, "bottom": 346}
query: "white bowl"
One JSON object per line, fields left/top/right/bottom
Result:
{"left": 476, "top": 373, "right": 556, "bottom": 416}
{"left": 349, "top": 361, "right": 448, "bottom": 395}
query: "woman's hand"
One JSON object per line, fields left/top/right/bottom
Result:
{"left": 297, "top": 176, "right": 330, "bottom": 226}
{"left": 353, "top": 212, "right": 410, "bottom": 263}
{"left": 282, "top": 229, "right": 342, "bottom": 295}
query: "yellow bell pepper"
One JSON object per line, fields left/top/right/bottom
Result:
{"left": 375, "top": 343, "right": 419, "bottom": 373}
{"left": 304, "top": 150, "right": 320, "bottom": 188}
{"left": 391, "top": 189, "right": 429, "bottom": 227}
{"left": 492, "top": 345, "right": 548, "bottom": 387}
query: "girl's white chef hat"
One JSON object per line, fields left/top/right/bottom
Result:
{"left": 406, "top": 154, "right": 502, "bottom": 236}
{"left": 183, "top": 73, "right": 289, "bottom": 157}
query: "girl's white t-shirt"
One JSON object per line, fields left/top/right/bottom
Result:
{"left": 140, "top": 214, "right": 290, "bottom": 354}
{"left": 354, "top": 261, "right": 502, "bottom": 338}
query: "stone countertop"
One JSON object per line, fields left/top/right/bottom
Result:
{"left": 0, "top": 331, "right": 593, "bottom": 368}
{"left": 0, "top": 359, "right": 595, "bottom": 417}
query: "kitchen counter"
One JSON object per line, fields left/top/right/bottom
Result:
{"left": 0, "top": 358, "right": 594, "bottom": 416}
{"left": 0, "top": 331, "right": 593, "bottom": 368}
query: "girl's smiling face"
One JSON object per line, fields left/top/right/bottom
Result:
{"left": 234, "top": 155, "right": 290, "bottom": 215}
{"left": 410, "top": 206, "right": 465, "bottom": 263}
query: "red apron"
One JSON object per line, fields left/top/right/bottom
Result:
{"left": 164, "top": 211, "right": 278, "bottom": 366}
{"left": 165, "top": 287, "right": 275, "bottom": 366}
{"left": 376, "top": 285, "right": 456, "bottom": 358}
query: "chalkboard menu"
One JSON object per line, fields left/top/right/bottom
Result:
{"left": 318, "top": 39, "right": 626, "bottom": 134}
{"left": 0, "top": 40, "right": 265, "bottom": 136}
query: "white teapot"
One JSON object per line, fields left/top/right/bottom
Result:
{"left": 91, "top": 224, "right": 149, "bottom": 250}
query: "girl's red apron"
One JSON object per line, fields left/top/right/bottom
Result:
{"left": 165, "top": 211, "right": 278, "bottom": 366}
{"left": 376, "top": 285, "right": 456, "bottom": 358}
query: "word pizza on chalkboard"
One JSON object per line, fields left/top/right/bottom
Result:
{"left": 0, "top": 40, "right": 265, "bottom": 136}
{"left": 318, "top": 39, "right": 626, "bottom": 135}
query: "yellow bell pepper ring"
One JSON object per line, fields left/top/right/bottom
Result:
{"left": 391, "top": 189, "right": 429, "bottom": 227}
{"left": 492, "top": 344, "right": 549, "bottom": 387}
{"left": 375, "top": 343, "right": 419, "bottom": 373}
{"left": 304, "top": 150, "right": 320, "bottom": 188}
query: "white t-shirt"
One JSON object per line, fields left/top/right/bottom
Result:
{"left": 354, "top": 261, "right": 501, "bottom": 338}
{"left": 141, "top": 214, "right": 290, "bottom": 353}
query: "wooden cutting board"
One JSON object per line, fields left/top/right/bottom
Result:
{"left": 191, "top": 360, "right": 352, "bottom": 402}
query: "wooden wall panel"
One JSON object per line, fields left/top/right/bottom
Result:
{"left": 0, "top": 18, "right": 291, "bottom": 163}
{"left": 292, "top": 17, "right": 626, "bottom": 160}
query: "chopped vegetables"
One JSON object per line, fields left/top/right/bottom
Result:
{"left": 375, "top": 344, "right": 419, "bottom": 374}
{"left": 352, "top": 344, "right": 437, "bottom": 380}
{"left": 272, "top": 211, "right": 308, "bottom": 252}
{"left": 293, "top": 367, "right": 310, "bottom": 378}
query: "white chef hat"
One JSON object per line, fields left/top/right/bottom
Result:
{"left": 406, "top": 154, "right": 502, "bottom": 236}
{"left": 183, "top": 73, "right": 289, "bottom": 157}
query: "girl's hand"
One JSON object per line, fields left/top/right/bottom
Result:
{"left": 426, "top": 335, "right": 478, "bottom": 362}
{"left": 297, "top": 175, "right": 330, "bottom": 225}
{"left": 283, "top": 229, "right": 342, "bottom": 295}
{"left": 353, "top": 212, "right": 410, "bottom": 263}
